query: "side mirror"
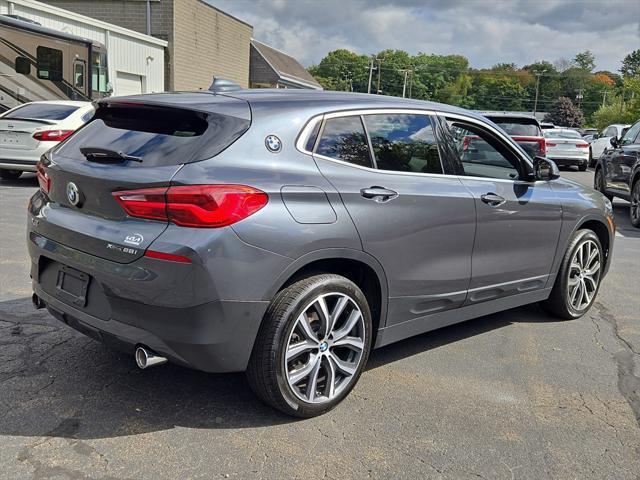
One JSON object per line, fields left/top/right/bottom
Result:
{"left": 533, "top": 156, "right": 560, "bottom": 181}
{"left": 609, "top": 136, "right": 619, "bottom": 148}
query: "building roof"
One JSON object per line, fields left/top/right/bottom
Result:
{"left": 250, "top": 40, "right": 322, "bottom": 90}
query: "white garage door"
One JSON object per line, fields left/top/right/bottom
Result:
{"left": 115, "top": 72, "right": 143, "bottom": 96}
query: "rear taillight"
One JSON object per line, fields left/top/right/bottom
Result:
{"left": 576, "top": 143, "right": 589, "bottom": 148}
{"left": 36, "top": 162, "right": 50, "bottom": 194}
{"left": 113, "top": 185, "right": 268, "bottom": 228}
{"left": 538, "top": 138, "right": 546, "bottom": 156}
{"left": 33, "top": 129, "right": 74, "bottom": 142}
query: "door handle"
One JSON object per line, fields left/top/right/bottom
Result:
{"left": 480, "top": 192, "right": 506, "bottom": 207}
{"left": 360, "top": 186, "right": 398, "bottom": 202}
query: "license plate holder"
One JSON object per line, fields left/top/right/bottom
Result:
{"left": 55, "top": 265, "right": 90, "bottom": 307}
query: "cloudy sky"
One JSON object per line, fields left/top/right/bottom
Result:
{"left": 213, "top": 0, "right": 639, "bottom": 72}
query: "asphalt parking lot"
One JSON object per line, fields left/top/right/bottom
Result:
{"left": 1, "top": 170, "right": 638, "bottom": 479}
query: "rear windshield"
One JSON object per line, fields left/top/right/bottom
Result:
{"left": 55, "top": 105, "right": 250, "bottom": 166}
{"left": 4, "top": 103, "right": 79, "bottom": 121}
{"left": 544, "top": 129, "right": 581, "bottom": 139}
{"left": 488, "top": 117, "right": 541, "bottom": 137}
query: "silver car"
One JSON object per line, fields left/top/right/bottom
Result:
{"left": 0, "top": 101, "right": 94, "bottom": 179}
{"left": 28, "top": 87, "right": 615, "bottom": 417}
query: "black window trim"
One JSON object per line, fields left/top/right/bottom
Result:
{"left": 295, "top": 108, "right": 536, "bottom": 182}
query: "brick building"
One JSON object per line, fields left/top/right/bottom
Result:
{"left": 41, "top": 0, "right": 253, "bottom": 90}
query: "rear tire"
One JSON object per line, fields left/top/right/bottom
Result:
{"left": 246, "top": 274, "right": 372, "bottom": 417}
{"left": 594, "top": 168, "right": 613, "bottom": 201}
{"left": 541, "top": 230, "right": 603, "bottom": 319}
{"left": 587, "top": 148, "right": 595, "bottom": 168}
{"left": 0, "top": 169, "right": 22, "bottom": 180}
{"left": 630, "top": 179, "right": 640, "bottom": 228}
{"left": 578, "top": 161, "right": 587, "bottom": 172}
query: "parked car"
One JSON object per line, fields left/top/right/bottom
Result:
{"left": 0, "top": 100, "right": 94, "bottom": 179}
{"left": 543, "top": 128, "right": 590, "bottom": 171}
{"left": 580, "top": 128, "right": 598, "bottom": 137}
{"left": 588, "top": 123, "right": 631, "bottom": 168}
{"left": 594, "top": 119, "right": 640, "bottom": 227}
{"left": 482, "top": 113, "right": 546, "bottom": 159}
{"left": 582, "top": 134, "right": 597, "bottom": 143}
{"left": 29, "top": 89, "right": 614, "bottom": 417}
{"left": 540, "top": 122, "right": 556, "bottom": 130}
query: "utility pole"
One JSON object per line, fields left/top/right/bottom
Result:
{"left": 602, "top": 89, "right": 608, "bottom": 108}
{"left": 376, "top": 57, "right": 382, "bottom": 94}
{"left": 408, "top": 72, "right": 413, "bottom": 99}
{"left": 401, "top": 70, "right": 409, "bottom": 98}
{"left": 533, "top": 69, "right": 546, "bottom": 115}
{"left": 367, "top": 57, "right": 376, "bottom": 94}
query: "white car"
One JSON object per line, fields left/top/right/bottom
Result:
{"left": 588, "top": 123, "right": 630, "bottom": 167}
{"left": 543, "top": 128, "right": 590, "bottom": 170}
{"left": 0, "top": 101, "right": 94, "bottom": 179}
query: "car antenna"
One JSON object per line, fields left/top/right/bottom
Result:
{"left": 208, "top": 76, "right": 241, "bottom": 94}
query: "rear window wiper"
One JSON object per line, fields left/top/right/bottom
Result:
{"left": 80, "top": 147, "right": 143, "bottom": 163}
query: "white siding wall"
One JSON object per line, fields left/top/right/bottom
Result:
{"left": 0, "top": 0, "right": 166, "bottom": 94}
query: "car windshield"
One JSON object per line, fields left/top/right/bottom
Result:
{"left": 4, "top": 103, "right": 80, "bottom": 121}
{"left": 487, "top": 117, "right": 541, "bottom": 136}
{"left": 544, "top": 129, "right": 582, "bottom": 139}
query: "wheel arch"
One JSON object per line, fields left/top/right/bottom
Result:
{"left": 264, "top": 249, "right": 389, "bottom": 342}
{"left": 575, "top": 217, "right": 611, "bottom": 272}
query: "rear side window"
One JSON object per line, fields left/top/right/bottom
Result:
{"left": 316, "top": 116, "right": 372, "bottom": 168}
{"left": 55, "top": 105, "right": 250, "bottom": 166}
{"left": 364, "top": 114, "right": 442, "bottom": 174}
{"left": 4, "top": 103, "right": 79, "bottom": 121}
{"left": 488, "top": 117, "right": 541, "bottom": 137}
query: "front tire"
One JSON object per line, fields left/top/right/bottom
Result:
{"left": 246, "top": 274, "right": 372, "bottom": 417}
{"left": 542, "top": 230, "right": 603, "bottom": 319}
{"left": 0, "top": 169, "right": 22, "bottom": 180}
{"left": 630, "top": 180, "right": 640, "bottom": 228}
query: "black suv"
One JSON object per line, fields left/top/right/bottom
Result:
{"left": 594, "top": 119, "right": 640, "bottom": 227}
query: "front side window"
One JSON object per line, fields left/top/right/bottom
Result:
{"left": 363, "top": 114, "right": 443, "bottom": 174}
{"left": 315, "top": 116, "right": 372, "bottom": 168}
{"left": 621, "top": 122, "right": 640, "bottom": 146}
{"left": 446, "top": 119, "right": 522, "bottom": 180}
{"left": 36, "top": 46, "right": 63, "bottom": 81}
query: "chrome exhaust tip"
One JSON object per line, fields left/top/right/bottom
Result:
{"left": 135, "top": 346, "right": 168, "bottom": 369}
{"left": 32, "top": 293, "right": 45, "bottom": 310}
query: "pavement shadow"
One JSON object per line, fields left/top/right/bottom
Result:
{"left": 0, "top": 173, "right": 38, "bottom": 187}
{"left": 0, "top": 296, "right": 561, "bottom": 440}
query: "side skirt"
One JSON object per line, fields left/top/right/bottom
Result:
{"left": 374, "top": 288, "right": 552, "bottom": 348}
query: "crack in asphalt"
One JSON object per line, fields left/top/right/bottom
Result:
{"left": 594, "top": 302, "right": 640, "bottom": 427}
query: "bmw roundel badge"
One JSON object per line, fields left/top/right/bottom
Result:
{"left": 66, "top": 182, "right": 82, "bottom": 206}
{"left": 265, "top": 135, "right": 282, "bottom": 153}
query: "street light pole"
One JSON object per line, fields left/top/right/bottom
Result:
{"left": 367, "top": 57, "right": 376, "bottom": 94}
{"left": 376, "top": 58, "right": 382, "bottom": 94}
{"left": 402, "top": 70, "right": 409, "bottom": 98}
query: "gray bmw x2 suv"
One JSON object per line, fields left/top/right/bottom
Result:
{"left": 28, "top": 87, "right": 615, "bottom": 417}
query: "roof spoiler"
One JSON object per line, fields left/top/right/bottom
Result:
{"left": 208, "top": 77, "right": 242, "bottom": 93}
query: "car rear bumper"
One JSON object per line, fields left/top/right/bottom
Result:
{"left": 27, "top": 228, "right": 283, "bottom": 373}
{"left": 0, "top": 160, "right": 38, "bottom": 172}
{"left": 548, "top": 156, "right": 588, "bottom": 167}
{"left": 33, "top": 283, "right": 268, "bottom": 372}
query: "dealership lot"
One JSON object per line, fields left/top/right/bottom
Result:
{"left": 0, "top": 171, "right": 639, "bottom": 479}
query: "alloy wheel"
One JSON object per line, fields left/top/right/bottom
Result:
{"left": 567, "top": 239, "right": 601, "bottom": 311}
{"left": 284, "top": 292, "right": 366, "bottom": 404}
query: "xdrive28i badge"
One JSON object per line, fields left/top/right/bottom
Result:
{"left": 66, "top": 182, "right": 83, "bottom": 206}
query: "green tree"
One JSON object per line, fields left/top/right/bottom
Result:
{"left": 544, "top": 97, "right": 584, "bottom": 127}
{"left": 620, "top": 50, "right": 640, "bottom": 78}
{"left": 573, "top": 51, "right": 596, "bottom": 72}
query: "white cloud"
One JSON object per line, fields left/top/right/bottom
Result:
{"left": 212, "top": 0, "right": 640, "bottom": 72}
